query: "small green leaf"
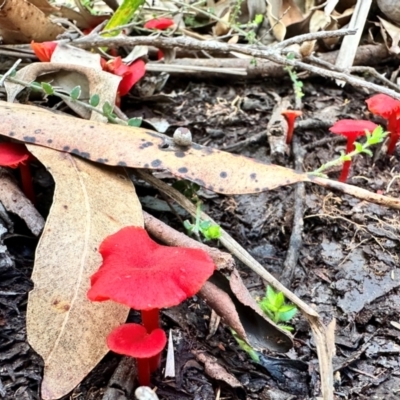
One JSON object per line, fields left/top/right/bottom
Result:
{"left": 89, "top": 94, "right": 100, "bottom": 107}
{"left": 275, "top": 292, "right": 285, "bottom": 310}
{"left": 254, "top": 14, "right": 263, "bottom": 24}
{"left": 128, "top": 117, "right": 142, "bottom": 127}
{"left": 266, "top": 286, "right": 277, "bottom": 304}
{"left": 354, "top": 142, "right": 363, "bottom": 152}
{"left": 41, "top": 82, "right": 54, "bottom": 95}
{"left": 277, "top": 306, "right": 297, "bottom": 322}
{"left": 70, "top": 86, "right": 81, "bottom": 100}
{"left": 102, "top": 101, "right": 113, "bottom": 116}
{"left": 278, "top": 324, "right": 294, "bottom": 332}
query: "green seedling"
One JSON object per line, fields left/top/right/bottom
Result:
{"left": 231, "top": 329, "right": 260, "bottom": 363}
{"left": 184, "top": 202, "right": 222, "bottom": 241}
{"left": 259, "top": 286, "right": 297, "bottom": 331}
{"left": 284, "top": 53, "right": 304, "bottom": 100}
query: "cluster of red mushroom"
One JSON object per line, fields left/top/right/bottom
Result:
{"left": 87, "top": 226, "right": 215, "bottom": 386}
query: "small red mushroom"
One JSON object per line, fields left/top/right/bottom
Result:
{"left": 366, "top": 94, "right": 400, "bottom": 154}
{"left": 329, "top": 119, "right": 378, "bottom": 182}
{"left": 87, "top": 226, "right": 215, "bottom": 370}
{"left": 281, "top": 110, "right": 303, "bottom": 144}
{"left": 0, "top": 143, "right": 35, "bottom": 203}
{"left": 107, "top": 323, "right": 167, "bottom": 386}
{"left": 144, "top": 18, "right": 174, "bottom": 30}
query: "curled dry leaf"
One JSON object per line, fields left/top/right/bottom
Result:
{"left": 0, "top": 168, "right": 45, "bottom": 236}
{"left": 26, "top": 146, "right": 144, "bottom": 400}
{"left": 0, "top": 101, "right": 308, "bottom": 195}
{"left": 0, "top": 0, "right": 64, "bottom": 44}
{"left": 194, "top": 351, "right": 245, "bottom": 396}
{"left": 378, "top": 16, "right": 400, "bottom": 54}
{"left": 5, "top": 53, "right": 120, "bottom": 120}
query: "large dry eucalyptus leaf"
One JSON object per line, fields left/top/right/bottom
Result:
{"left": 378, "top": 0, "right": 400, "bottom": 25}
{"left": 26, "top": 146, "right": 143, "bottom": 400}
{"left": 0, "top": 102, "right": 308, "bottom": 195}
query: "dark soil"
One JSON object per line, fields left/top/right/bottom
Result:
{"left": 1, "top": 75, "right": 400, "bottom": 400}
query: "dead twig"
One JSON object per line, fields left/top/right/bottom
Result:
{"left": 72, "top": 33, "right": 400, "bottom": 101}
{"left": 280, "top": 135, "right": 305, "bottom": 287}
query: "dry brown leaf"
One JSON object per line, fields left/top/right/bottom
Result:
{"left": 378, "top": 16, "right": 400, "bottom": 54}
{"left": 267, "top": 0, "right": 304, "bottom": 40}
{"left": 0, "top": 102, "right": 308, "bottom": 195}
{"left": 26, "top": 147, "right": 143, "bottom": 399}
{"left": 0, "top": 168, "right": 45, "bottom": 236}
{"left": 0, "top": 0, "right": 64, "bottom": 44}
{"left": 194, "top": 351, "right": 244, "bottom": 392}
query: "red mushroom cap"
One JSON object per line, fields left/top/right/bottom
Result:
{"left": 87, "top": 227, "right": 216, "bottom": 310}
{"left": 144, "top": 18, "right": 174, "bottom": 30}
{"left": 329, "top": 119, "right": 378, "bottom": 141}
{"left": 366, "top": 94, "right": 400, "bottom": 119}
{"left": 107, "top": 323, "right": 166, "bottom": 358}
{"left": 0, "top": 143, "right": 31, "bottom": 168}
{"left": 281, "top": 110, "right": 303, "bottom": 119}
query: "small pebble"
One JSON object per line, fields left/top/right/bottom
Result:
{"left": 173, "top": 127, "right": 192, "bottom": 147}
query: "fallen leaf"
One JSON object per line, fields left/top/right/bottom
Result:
{"left": 26, "top": 146, "right": 144, "bottom": 399}
{"left": 0, "top": 0, "right": 64, "bottom": 44}
{"left": 267, "top": 0, "right": 304, "bottom": 41}
{"left": 0, "top": 101, "right": 308, "bottom": 195}
{"left": 378, "top": 16, "right": 400, "bottom": 54}
{"left": 5, "top": 61, "right": 120, "bottom": 120}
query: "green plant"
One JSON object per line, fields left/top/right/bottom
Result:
{"left": 310, "top": 125, "right": 388, "bottom": 178}
{"left": 259, "top": 286, "right": 297, "bottom": 331}
{"left": 184, "top": 202, "right": 222, "bottom": 241}
{"left": 284, "top": 53, "right": 304, "bottom": 100}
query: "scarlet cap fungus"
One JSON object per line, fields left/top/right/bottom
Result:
{"left": 0, "top": 143, "right": 35, "bottom": 203}
{"left": 30, "top": 41, "right": 57, "bottom": 62}
{"left": 88, "top": 226, "right": 215, "bottom": 330}
{"left": 144, "top": 18, "right": 174, "bottom": 30}
{"left": 101, "top": 57, "right": 146, "bottom": 98}
{"left": 366, "top": 94, "right": 400, "bottom": 154}
{"left": 107, "top": 323, "right": 167, "bottom": 386}
{"left": 329, "top": 119, "right": 378, "bottom": 182}
{"left": 281, "top": 110, "right": 302, "bottom": 144}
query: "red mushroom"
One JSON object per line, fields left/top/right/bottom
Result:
{"left": 366, "top": 94, "right": 400, "bottom": 154}
{"left": 107, "top": 323, "right": 167, "bottom": 386}
{"left": 281, "top": 110, "right": 303, "bottom": 144}
{"left": 0, "top": 143, "right": 35, "bottom": 203}
{"left": 87, "top": 226, "right": 215, "bottom": 369}
{"left": 329, "top": 119, "right": 378, "bottom": 182}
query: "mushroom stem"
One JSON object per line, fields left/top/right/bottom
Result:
{"left": 19, "top": 162, "right": 35, "bottom": 204}
{"left": 149, "top": 352, "right": 162, "bottom": 373}
{"left": 338, "top": 139, "right": 355, "bottom": 183}
{"left": 387, "top": 114, "right": 399, "bottom": 154}
{"left": 141, "top": 309, "right": 160, "bottom": 333}
{"left": 136, "top": 358, "right": 151, "bottom": 386}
